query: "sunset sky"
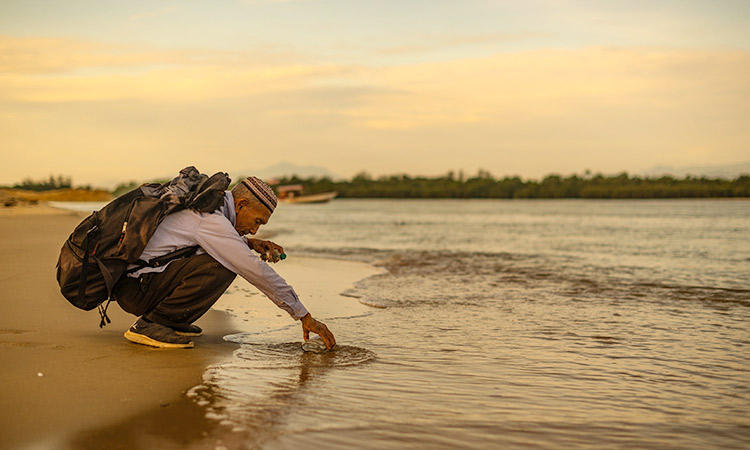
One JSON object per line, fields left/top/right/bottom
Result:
{"left": 1, "top": 0, "right": 748, "bottom": 187}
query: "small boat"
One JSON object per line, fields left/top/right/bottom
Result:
{"left": 276, "top": 184, "right": 337, "bottom": 204}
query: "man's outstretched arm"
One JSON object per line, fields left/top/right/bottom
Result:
{"left": 194, "top": 214, "right": 308, "bottom": 318}
{"left": 193, "top": 214, "right": 336, "bottom": 348}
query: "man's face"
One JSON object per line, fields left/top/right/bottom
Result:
{"left": 234, "top": 196, "right": 271, "bottom": 236}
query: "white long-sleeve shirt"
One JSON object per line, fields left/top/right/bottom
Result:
{"left": 126, "top": 191, "right": 309, "bottom": 320}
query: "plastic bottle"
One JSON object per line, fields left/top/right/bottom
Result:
{"left": 263, "top": 249, "right": 286, "bottom": 262}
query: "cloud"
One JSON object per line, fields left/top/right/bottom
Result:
{"left": 0, "top": 63, "right": 355, "bottom": 103}
{"left": 343, "top": 46, "right": 750, "bottom": 130}
{"left": 1, "top": 36, "right": 748, "bottom": 184}
{"left": 129, "top": 5, "right": 177, "bottom": 21}
{"left": 374, "top": 31, "right": 547, "bottom": 55}
{"left": 0, "top": 35, "right": 312, "bottom": 75}
{"left": 2, "top": 37, "right": 748, "bottom": 131}
{"left": 238, "top": 0, "right": 312, "bottom": 4}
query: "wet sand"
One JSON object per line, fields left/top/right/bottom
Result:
{"left": 0, "top": 207, "right": 238, "bottom": 449}
{"left": 0, "top": 204, "right": 381, "bottom": 449}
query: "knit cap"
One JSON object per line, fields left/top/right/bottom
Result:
{"left": 241, "top": 176, "right": 278, "bottom": 213}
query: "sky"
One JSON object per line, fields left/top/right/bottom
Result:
{"left": 1, "top": 0, "right": 748, "bottom": 187}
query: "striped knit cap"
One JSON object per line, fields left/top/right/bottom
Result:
{"left": 241, "top": 176, "right": 278, "bottom": 213}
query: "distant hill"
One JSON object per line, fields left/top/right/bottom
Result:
{"left": 232, "top": 162, "right": 340, "bottom": 181}
{"left": 642, "top": 162, "right": 749, "bottom": 179}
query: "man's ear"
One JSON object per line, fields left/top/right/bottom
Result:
{"left": 237, "top": 197, "right": 248, "bottom": 210}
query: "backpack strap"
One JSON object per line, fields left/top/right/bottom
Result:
{"left": 124, "top": 245, "right": 201, "bottom": 275}
{"left": 78, "top": 224, "right": 99, "bottom": 305}
{"left": 77, "top": 224, "right": 118, "bottom": 329}
{"left": 98, "top": 300, "right": 112, "bottom": 328}
{"left": 96, "top": 246, "right": 201, "bottom": 328}
{"left": 94, "top": 257, "right": 116, "bottom": 328}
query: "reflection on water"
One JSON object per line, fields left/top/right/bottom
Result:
{"left": 189, "top": 199, "right": 749, "bottom": 449}
{"left": 187, "top": 338, "right": 375, "bottom": 447}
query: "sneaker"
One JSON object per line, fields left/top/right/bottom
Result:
{"left": 171, "top": 323, "right": 203, "bottom": 337}
{"left": 124, "top": 318, "right": 194, "bottom": 349}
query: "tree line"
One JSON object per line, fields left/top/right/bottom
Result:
{"left": 12, "top": 171, "right": 749, "bottom": 199}
{"left": 275, "top": 171, "right": 750, "bottom": 199}
{"left": 5, "top": 175, "right": 74, "bottom": 191}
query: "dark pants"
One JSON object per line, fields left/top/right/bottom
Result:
{"left": 113, "top": 253, "right": 236, "bottom": 328}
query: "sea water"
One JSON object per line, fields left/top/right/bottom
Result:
{"left": 188, "top": 199, "right": 750, "bottom": 448}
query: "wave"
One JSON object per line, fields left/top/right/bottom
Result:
{"left": 287, "top": 246, "right": 750, "bottom": 308}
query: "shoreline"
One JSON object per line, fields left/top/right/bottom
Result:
{"left": 66, "top": 254, "right": 384, "bottom": 450}
{"left": 0, "top": 206, "right": 383, "bottom": 449}
{"left": 0, "top": 208, "right": 242, "bottom": 449}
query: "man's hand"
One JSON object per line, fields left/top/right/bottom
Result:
{"left": 246, "top": 238, "right": 285, "bottom": 263}
{"left": 301, "top": 313, "right": 336, "bottom": 350}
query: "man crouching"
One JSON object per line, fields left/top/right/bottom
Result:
{"left": 111, "top": 176, "right": 335, "bottom": 349}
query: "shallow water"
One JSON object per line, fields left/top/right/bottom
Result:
{"left": 194, "top": 199, "right": 748, "bottom": 448}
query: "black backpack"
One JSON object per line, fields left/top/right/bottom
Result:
{"left": 56, "top": 167, "right": 231, "bottom": 327}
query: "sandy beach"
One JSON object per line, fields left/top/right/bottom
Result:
{"left": 0, "top": 205, "right": 380, "bottom": 449}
